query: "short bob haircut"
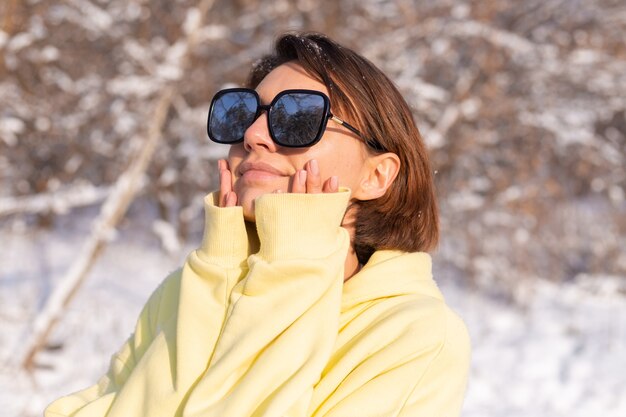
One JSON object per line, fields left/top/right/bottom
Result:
{"left": 247, "top": 32, "right": 439, "bottom": 265}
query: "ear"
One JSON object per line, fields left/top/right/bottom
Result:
{"left": 353, "top": 152, "right": 401, "bottom": 201}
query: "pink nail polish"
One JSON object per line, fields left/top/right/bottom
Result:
{"left": 310, "top": 159, "right": 319, "bottom": 175}
{"left": 299, "top": 170, "right": 307, "bottom": 185}
{"left": 331, "top": 176, "right": 338, "bottom": 190}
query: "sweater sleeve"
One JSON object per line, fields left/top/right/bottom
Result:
{"left": 44, "top": 192, "right": 252, "bottom": 417}
{"left": 177, "top": 189, "right": 351, "bottom": 417}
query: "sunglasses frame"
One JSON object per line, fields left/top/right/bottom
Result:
{"left": 207, "top": 87, "right": 382, "bottom": 150}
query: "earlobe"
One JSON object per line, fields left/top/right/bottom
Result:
{"left": 354, "top": 152, "right": 400, "bottom": 201}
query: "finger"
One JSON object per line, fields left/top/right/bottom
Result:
{"left": 218, "top": 160, "right": 225, "bottom": 206}
{"left": 322, "top": 176, "right": 338, "bottom": 193}
{"left": 292, "top": 169, "right": 307, "bottom": 193}
{"left": 322, "top": 178, "right": 332, "bottom": 193}
{"left": 218, "top": 159, "right": 225, "bottom": 172}
{"left": 219, "top": 167, "right": 232, "bottom": 207}
{"left": 225, "top": 191, "right": 237, "bottom": 207}
{"left": 306, "top": 159, "right": 322, "bottom": 193}
{"left": 330, "top": 175, "right": 339, "bottom": 193}
{"left": 220, "top": 158, "right": 233, "bottom": 171}
{"left": 223, "top": 159, "right": 235, "bottom": 191}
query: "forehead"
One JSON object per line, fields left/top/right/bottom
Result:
{"left": 255, "top": 62, "right": 328, "bottom": 102}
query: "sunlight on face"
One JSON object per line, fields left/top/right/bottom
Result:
{"left": 228, "top": 62, "right": 370, "bottom": 221}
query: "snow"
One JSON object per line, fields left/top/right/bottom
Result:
{"left": 439, "top": 273, "right": 626, "bottom": 417}
{"left": 0, "top": 205, "right": 190, "bottom": 417}
{"left": 0, "top": 117, "right": 25, "bottom": 147}
{"left": 6, "top": 33, "right": 35, "bottom": 52}
{"left": 107, "top": 75, "right": 164, "bottom": 98}
{"left": 0, "top": 30, "right": 8, "bottom": 49}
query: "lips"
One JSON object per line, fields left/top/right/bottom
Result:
{"left": 238, "top": 161, "right": 289, "bottom": 178}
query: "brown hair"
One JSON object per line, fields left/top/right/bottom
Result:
{"left": 247, "top": 32, "right": 439, "bottom": 264}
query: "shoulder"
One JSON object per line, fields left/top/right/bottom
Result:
{"left": 404, "top": 296, "right": 469, "bottom": 343}
{"left": 399, "top": 297, "right": 472, "bottom": 405}
{"left": 393, "top": 300, "right": 471, "bottom": 416}
{"left": 334, "top": 296, "right": 471, "bottom": 414}
{"left": 406, "top": 296, "right": 470, "bottom": 356}
{"left": 147, "top": 268, "right": 182, "bottom": 307}
{"left": 372, "top": 294, "right": 471, "bottom": 366}
{"left": 141, "top": 268, "right": 183, "bottom": 331}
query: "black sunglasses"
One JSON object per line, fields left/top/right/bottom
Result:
{"left": 207, "top": 88, "right": 383, "bottom": 150}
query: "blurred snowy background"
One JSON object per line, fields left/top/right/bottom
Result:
{"left": 1, "top": 0, "right": 625, "bottom": 416}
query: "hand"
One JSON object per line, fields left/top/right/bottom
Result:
{"left": 288, "top": 159, "right": 339, "bottom": 194}
{"left": 218, "top": 159, "right": 238, "bottom": 207}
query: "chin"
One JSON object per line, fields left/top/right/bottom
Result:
{"left": 234, "top": 177, "right": 290, "bottom": 221}
{"left": 236, "top": 187, "right": 267, "bottom": 222}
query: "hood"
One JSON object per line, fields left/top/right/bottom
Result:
{"left": 340, "top": 250, "right": 444, "bottom": 313}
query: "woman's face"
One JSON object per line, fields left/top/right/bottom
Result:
{"left": 228, "top": 62, "right": 370, "bottom": 221}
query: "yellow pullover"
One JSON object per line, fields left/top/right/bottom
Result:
{"left": 45, "top": 189, "right": 470, "bottom": 417}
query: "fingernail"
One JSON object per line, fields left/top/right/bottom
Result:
{"left": 310, "top": 159, "right": 319, "bottom": 176}
{"left": 299, "top": 170, "right": 307, "bottom": 185}
{"left": 275, "top": 189, "right": 283, "bottom": 194}
{"left": 330, "top": 176, "right": 338, "bottom": 190}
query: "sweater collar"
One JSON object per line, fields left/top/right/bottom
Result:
{"left": 340, "top": 250, "right": 444, "bottom": 312}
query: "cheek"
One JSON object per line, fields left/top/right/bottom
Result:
{"left": 228, "top": 144, "right": 245, "bottom": 160}
{"left": 318, "top": 151, "right": 364, "bottom": 184}
{"left": 227, "top": 145, "right": 245, "bottom": 173}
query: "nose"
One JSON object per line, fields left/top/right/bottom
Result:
{"left": 243, "top": 112, "right": 276, "bottom": 153}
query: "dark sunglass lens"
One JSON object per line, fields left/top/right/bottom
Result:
{"left": 209, "top": 91, "right": 257, "bottom": 143}
{"left": 270, "top": 93, "right": 326, "bottom": 146}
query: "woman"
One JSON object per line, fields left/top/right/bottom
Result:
{"left": 46, "top": 32, "right": 470, "bottom": 417}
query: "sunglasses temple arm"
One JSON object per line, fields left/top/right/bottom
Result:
{"left": 330, "top": 116, "right": 384, "bottom": 151}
